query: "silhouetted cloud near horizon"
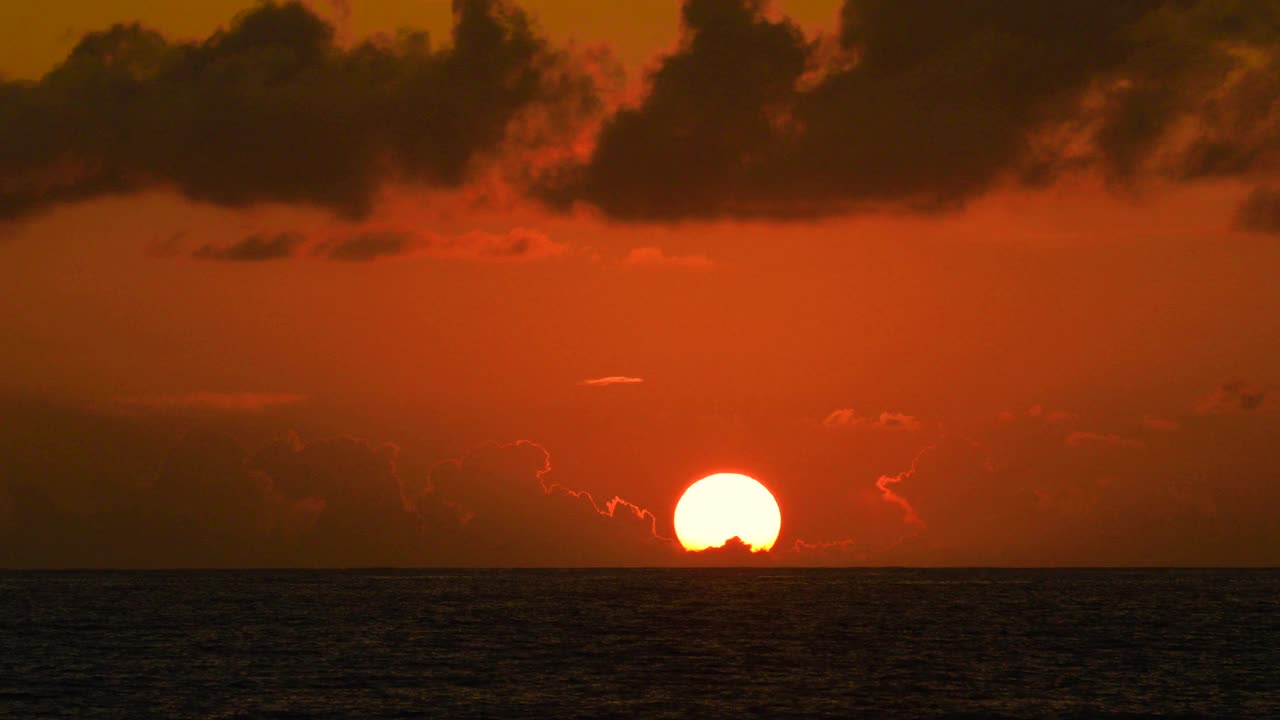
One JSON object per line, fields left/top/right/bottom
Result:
{"left": 0, "top": 0, "right": 594, "bottom": 222}
{"left": 4, "top": 392, "right": 1280, "bottom": 567}
{"left": 0, "top": 398, "right": 674, "bottom": 567}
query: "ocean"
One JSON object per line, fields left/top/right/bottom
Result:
{"left": 2, "top": 569, "right": 1277, "bottom": 718}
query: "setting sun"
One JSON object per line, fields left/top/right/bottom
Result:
{"left": 674, "top": 473, "right": 782, "bottom": 552}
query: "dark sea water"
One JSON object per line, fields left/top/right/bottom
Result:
{"left": 2, "top": 569, "right": 1278, "bottom": 719}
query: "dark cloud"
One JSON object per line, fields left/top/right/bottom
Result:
{"left": 678, "top": 535, "right": 774, "bottom": 565}
{"left": 193, "top": 232, "right": 304, "bottom": 261}
{"left": 0, "top": 397, "right": 670, "bottom": 567}
{"left": 543, "top": 0, "right": 1280, "bottom": 221}
{"left": 1235, "top": 188, "right": 1280, "bottom": 234}
{"left": 180, "top": 226, "right": 566, "bottom": 263}
{"left": 1196, "top": 380, "right": 1267, "bottom": 414}
{"left": 0, "top": 0, "right": 594, "bottom": 221}
{"left": 6, "top": 0, "right": 1279, "bottom": 223}
{"left": 416, "top": 440, "right": 676, "bottom": 565}
{"left": 319, "top": 231, "right": 413, "bottom": 262}
{"left": 542, "top": 0, "right": 809, "bottom": 219}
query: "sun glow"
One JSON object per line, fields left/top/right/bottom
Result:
{"left": 674, "top": 473, "right": 782, "bottom": 552}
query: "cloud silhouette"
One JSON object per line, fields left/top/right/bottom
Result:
{"left": 1234, "top": 188, "right": 1280, "bottom": 234}
{"left": 192, "top": 233, "right": 305, "bottom": 262}
{"left": 320, "top": 231, "right": 413, "bottom": 262}
{"left": 0, "top": 396, "right": 674, "bottom": 568}
{"left": 0, "top": 0, "right": 595, "bottom": 221}
{"left": 6, "top": 0, "right": 1280, "bottom": 223}
{"left": 542, "top": 0, "right": 1280, "bottom": 220}
{"left": 1196, "top": 380, "right": 1267, "bottom": 414}
{"left": 312, "top": 227, "right": 566, "bottom": 262}
{"left": 416, "top": 440, "right": 675, "bottom": 565}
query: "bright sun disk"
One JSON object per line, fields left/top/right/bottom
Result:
{"left": 674, "top": 473, "right": 781, "bottom": 552}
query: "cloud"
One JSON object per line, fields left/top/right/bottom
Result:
{"left": 678, "top": 535, "right": 775, "bottom": 565}
{"left": 307, "top": 227, "right": 566, "bottom": 262}
{"left": 114, "top": 391, "right": 308, "bottom": 413}
{"left": 192, "top": 233, "right": 305, "bottom": 262}
{"left": 415, "top": 440, "right": 675, "bottom": 565}
{"left": 8, "top": 1, "right": 1280, "bottom": 224}
{"left": 788, "top": 537, "right": 861, "bottom": 564}
{"left": 1195, "top": 380, "right": 1267, "bottom": 414}
{"left": 0, "top": 0, "right": 597, "bottom": 221}
{"left": 540, "top": 0, "right": 1280, "bottom": 221}
{"left": 823, "top": 408, "right": 921, "bottom": 431}
{"left": 319, "top": 231, "right": 413, "bottom": 262}
{"left": 6, "top": 392, "right": 1280, "bottom": 567}
{"left": 622, "top": 246, "right": 715, "bottom": 270}
{"left": 1065, "top": 431, "right": 1146, "bottom": 449}
{"left": 0, "top": 394, "right": 676, "bottom": 567}
{"left": 1235, "top": 188, "right": 1280, "bottom": 234}
{"left": 579, "top": 376, "right": 644, "bottom": 387}
{"left": 435, "top": 228, "right": 566, "bottom": 262}
{"left": 875, "top": 453, "right": 927, "bottom": 528}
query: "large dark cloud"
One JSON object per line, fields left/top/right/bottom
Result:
{"left": 0, "top": 0, "right": 593, "bottom": 221}
{"left": 193, "top": 232, "right": 304, "bottom": 261}
{"left": 5, "top": 0, "right": 1279, "bottom": 224}
{"left": 0, "top": 396, "right": 670, "bottom": 567}
{"left": 414, "top": 440, "right": 676, "bottom": 566}
{"left": 547, "top": 0, "right": 1280, "bottom": 221}
{"left": 1235, "top": 188, "right": 1280, "bottom": 234}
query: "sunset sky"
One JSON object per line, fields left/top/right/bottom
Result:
{"left": 2, "top": 0, "right": 1278, "bottom": 567}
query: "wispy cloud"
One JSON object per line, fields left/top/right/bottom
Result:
{"left": 192, "top": 233, "right": 304, "bottom": 262}
{"left": 623, "top": 247, "right": 715, "bottom": 270}
{"left": 823, "top": 408, "right": 922, "bottom": 432}
{"left": 579, "top": 376, "right": 644, "bottom": 387}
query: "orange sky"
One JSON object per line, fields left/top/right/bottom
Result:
{"left": 2, "top": 1, "right": 1278, "bottom": 567}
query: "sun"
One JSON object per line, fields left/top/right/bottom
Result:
{"left": 674, "top": 473, "right": 781, "bottom": 552}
